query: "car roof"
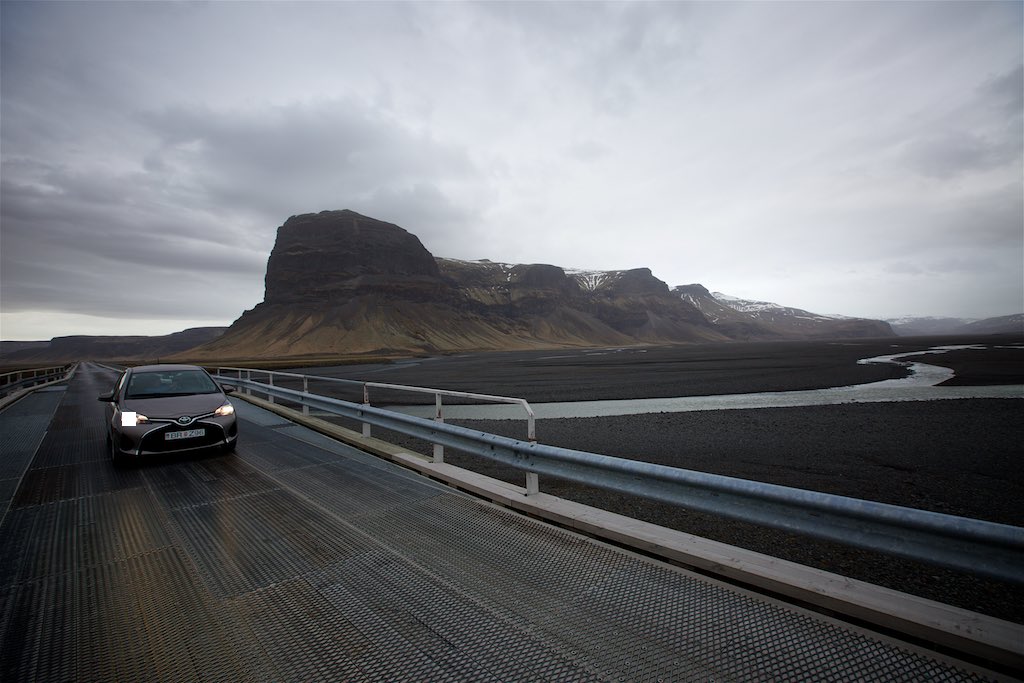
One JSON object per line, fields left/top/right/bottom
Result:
{"left": 129, "top": 364, "right": 207, "bottom": 373}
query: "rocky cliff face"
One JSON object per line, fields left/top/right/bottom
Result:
{"left": 193, "top": 210, "right": 893, "bottom": 359}
{"left": 432, "top": 260, "right": 722, "bottom": 348}
{"left": 265, "top": 210, "right": 449, "bottom": 304}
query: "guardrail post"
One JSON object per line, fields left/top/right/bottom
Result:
{"left": 302, "top": 377, "right": 310, "bottom": 416}
{"left": 245, "top": 370, "right": 252, "bottom": 396}
{"left": 361, "top": 384, "right": 371, "bottom": 437}
{"left": 267, "top": 373, "right": 275, "bottom": 404}
{"left": 526, "top": 410, "right": 538, "bottom": 493}
{"left": 433, "top": 394, "right": 444, "bottom": 463}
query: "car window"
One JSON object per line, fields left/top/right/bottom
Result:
{"left": 125, "top": 370, "right": 220, "bottom": 398}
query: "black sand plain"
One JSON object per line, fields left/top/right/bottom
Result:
{"left": 299, "top": 335, "right": 1024, "bottom": 622}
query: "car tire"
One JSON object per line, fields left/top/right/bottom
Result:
{"left": 108, "top": 432, "right": 129, "bottom": 468}
{"left": 223, "top": 439, "right": 237, "bottom": 455}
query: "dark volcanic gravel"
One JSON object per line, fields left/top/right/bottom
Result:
{"left": 299, "top": 334, "right": 1024, "bottom": 404}
{"left": 308, "top": 336, "right": 1024, "bottom": 623}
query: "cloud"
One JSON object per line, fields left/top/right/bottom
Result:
{"left": 898, "top": 64, "right": 1023, "bottom": 179}
{"left": 565, "top": 141, "right": 610, "bottom": 163}
{"left": 135, "top": 99, "right": 484, "bottom": 239}
{"left": 1, "top": 1, "right": 1021, "bottom": 338}
{"left": 902, "top": 130, "right": 1019, "bottom": 179}
{"left": 1, "top": 93, "right": 489, "bottom": 327}
{"left": 882, "top": 262, "right": 925, "bottom": 276}
{"left": 980, "top": 64, "right": 1024, "bottom": 118}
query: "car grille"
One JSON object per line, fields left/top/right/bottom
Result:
{"left": 139, "top": 421, "right": 227, "bottom": 453}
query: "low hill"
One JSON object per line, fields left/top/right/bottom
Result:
{"left": 0, "top": 327, "right": 227, "bottom": 364}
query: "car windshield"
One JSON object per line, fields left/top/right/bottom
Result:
{"left": 125, "top": 370, "right": 220, "bottom": 398}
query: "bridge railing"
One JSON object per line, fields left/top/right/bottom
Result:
{"left": 213, "top": 367, "right": 537, "bottom": 478}
{"left": 212, "top": 372, "right": 1024, "bottom": 585}
{"left": 0, "top": 364, "right": 75, "bottom": 398}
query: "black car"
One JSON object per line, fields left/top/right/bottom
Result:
{"left": 99, "top": 364, "right": 238, "bottom": 465}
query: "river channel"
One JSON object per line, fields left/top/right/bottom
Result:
{"left": 385, "top": 345, "right": 1024, "bottom": 420}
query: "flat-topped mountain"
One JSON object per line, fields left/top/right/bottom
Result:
{"left": 187, "top": 210, "right": 892, "bottom": 358}
{"left": 264, "top": 210, "right": 447, "bottom": 304}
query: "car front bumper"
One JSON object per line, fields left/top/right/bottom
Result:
{"left": 113, "top": 417, "right": 237, "bottom": 458}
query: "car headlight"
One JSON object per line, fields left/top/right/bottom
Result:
{"left": 214, "top": 402, "right": 234, "bottom": 417}
{"left": 121, "top": 411, "right": 148, "bottom": 426}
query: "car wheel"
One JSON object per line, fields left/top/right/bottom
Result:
{"left": 223, "top": 439, "right": 237, "bottom": 455}
{"left": 109, "top": 432, "right": 129, "bottom": 468}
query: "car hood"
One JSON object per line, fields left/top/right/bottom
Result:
{"left": 123, "top": 393, "right": 226, "bottom": 419}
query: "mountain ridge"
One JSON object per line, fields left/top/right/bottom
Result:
{"left": 187, "top": 210, "right": 893, "bottom": 358}
{"left": 675, "top": 288, "right": 893, "bottom": 340}
{"left": 885, "top": 314, "right": 1023, "bottom": 336}
{"left": 11, "top": 210, "right": 1020, "bottom": 362}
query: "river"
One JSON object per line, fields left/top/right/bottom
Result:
{"left": 385, "top": 345, "right": 1023, "bottom": 420}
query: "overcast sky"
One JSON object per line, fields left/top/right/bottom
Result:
{"left": 2, "top": 1, "right": 1022, "bottom": 340}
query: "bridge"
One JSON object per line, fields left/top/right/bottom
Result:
{"left": 1, "top": 363, "right": 1019, "bottom": 681}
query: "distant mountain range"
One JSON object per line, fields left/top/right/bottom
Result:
{"left": 186, "top": 210, "right": 893, "bottom": 359}
{"left": 0, "top": 328, "right": 226, "bottom": 364}
{"left": 884, "top": 314, "right": 1023, "bottom": 336}
{"left": 3, "top": 210, "right": 1019, "bottom": 363}
{"left": 682, "top": 293, "right": 1023, "bottom": 338}
{"left": 674, "top": 286, "right": 891, "bottom": 340}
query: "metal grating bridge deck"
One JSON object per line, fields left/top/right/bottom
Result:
{"left": 0, "top": 364, "right": 998, "bottom": 681}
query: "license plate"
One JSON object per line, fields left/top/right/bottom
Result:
{"left": 165, "top": 428, "right": 205, "bottom": 441}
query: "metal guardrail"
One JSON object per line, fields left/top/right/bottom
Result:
{"left": 214, "top": 367, "right": 537, "bottom": 480}
{"left": 0, "top": 365, "right": 75, "bottom": 397}
{"left": 217, "top": 373, "right": 1024, "bottom": 585}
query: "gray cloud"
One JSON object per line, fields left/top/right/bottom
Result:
{"left": 981, "top": 64, "right": 1024, "bottom": 117}
{"left": 1, "top": 92, "right": 486, "bottom": 324}
{"left": 902, "top": 130, "right": 1019, "bottom": 179}
{"left": 135, "top": 100, "right": 481, "bottom": 236}
{"left": 899, "top": 64, "right": 1023, "bottom": 179}
{"left": 1, "top": 1, "right": 1021, "bottom": 337}
{"left": 565, "top": 141, "right": 610, "bottom": 163}
{"left": 882, "top": 262, "right": 925, "bottom": 276}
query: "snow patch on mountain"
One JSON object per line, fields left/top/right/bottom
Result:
{"left": 565, "top": 268, "right": 624, "bottom": 291}
{"left": 712, "top": 292, "right": 838, "bottom": 321}
{"left": 676, "top": 292, "right": 721, "bottom": 320}
{"left": 438, "top": 258, "right": 518, "bottom": 282}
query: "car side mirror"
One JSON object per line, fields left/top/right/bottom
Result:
{"left": 221, "top": 384, "right": 236, "bottom": 394}
{"left": 97, "top": 393, "right": 114, "bottom": 402}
